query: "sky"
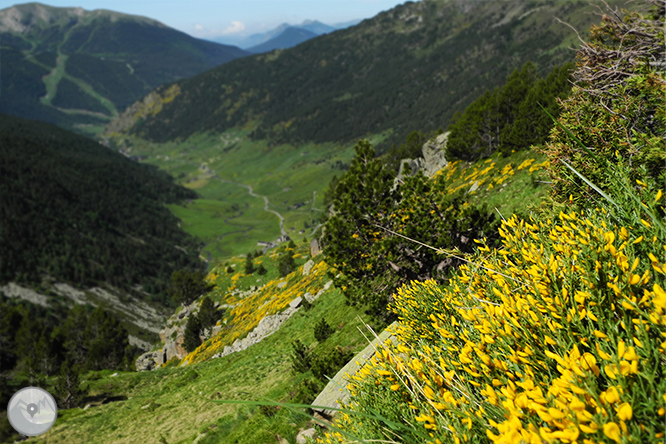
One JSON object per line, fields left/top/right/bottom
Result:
{"left": 20, "top": 0, "right": 408, "bottom": 43}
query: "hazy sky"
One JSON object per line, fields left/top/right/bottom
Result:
{"left": 23, "top": 1, "right": 408, "bottom": 41}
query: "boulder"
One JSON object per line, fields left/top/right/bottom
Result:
{"left": 135, "top": 351, "right": 160, "bottom": 371}
{"left": 302, "top": 260, "right": 315, "bottom": 276}
{"left": 310, "top": 238, "right": 321, "bottom": 257}
{"left": 393, "top": 132, "right": 450, "bottom": 188}
{"left": 296, "top": 428, "right": 317, "bottom": 444}
{"left": 421, "top": 132, "right": 449, "bottom": 177}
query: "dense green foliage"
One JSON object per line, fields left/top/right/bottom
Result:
{"left": 446, "top": 62, "right": 572, "bottom": 161}
{"left": 0, "top": 3, "right": 248, "bottom": 134}
{"left": 289, "top": 340, "right": 312, "bottom": 374}
{"left": 183, "top": 297, "right": 223, "bottom": 352}
{"left": 198, "top": 297, "right": 223, "bottom": 331}
{"left": 54, "top": 359, "right": 87, "bottom": 409}
{"left": 168, "top": 269, "right": 213, "bottom": 306}
{"left": 111, "top": 1, "right": 626, "bottom": 150}
{"left": 543, "top": 4, "right": 665, "bottom": 206}
{"left": 0, "top": 114, "right": 203, "bottom": 305}
{"left": 313, "top": 317, "right": 334, "bottom": 342}
{"left": 244, "top": 253, "right": 256, "bottom": 275}
{"left": 183, "top": 315, "right": 203, "bottom": 353}
{"left": 277, "top": 245, "right": 297, "bottom": 277}
{"left": 323, "top": 140, "right": 498, "bottom": 323}
{"left": 320, "top": 3, "right": 666, "bottom": 443}
{"left": 0, "top": 295, "right": 134, "bottom": 384}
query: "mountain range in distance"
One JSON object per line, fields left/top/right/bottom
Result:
{"left": 213, "top": 19, "right": 362, "bottom": 52}
{"left": 0, "top": 2, "right": 249, "bottom": 136}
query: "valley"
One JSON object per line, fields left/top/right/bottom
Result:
{"left": 111, "top": 129, "right": 376, "bottom": 260}
{"left": 1, "top": 0, "right": 664, "bottom": 443}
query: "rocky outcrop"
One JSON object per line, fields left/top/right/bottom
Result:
{"left": 135, "top": 350, "right": 161, "bottom": 371}
{"left": 209, "top": 280, "right": 333, "bottom": 361}
{"left": 302, "top": 259, "right": 315, "bottom": 276}
{"left": 395, "top": 132, "right": 450, "bottom": 186}
{"left": 310, "top": 238, "right": 321, "bottom": 257}
{"left": 296, "top": 428, "right": 317, "bottom": 444}
{"left": 136, "top": 299, "right": 203, "bottom": 370}
{"left": 311, "top": 321, "right": 398, "bottom": 419}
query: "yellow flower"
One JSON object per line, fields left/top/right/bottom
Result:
{"left": 616, "top": 402, "right": 632, "bottom": 421}
{"left": 603, "top": 422, "right": 622, "bottom": 443}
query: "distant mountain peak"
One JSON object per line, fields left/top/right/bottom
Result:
{"left": 0, "top": 2, "right": 167, "bottom": 34}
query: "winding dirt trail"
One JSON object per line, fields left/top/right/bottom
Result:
{"left": 186, "top": 162, "right": 288, "bottom": 265}
{"left": 233, "top": 181, "right": 287, "bottom": 237}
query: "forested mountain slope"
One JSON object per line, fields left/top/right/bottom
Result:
{"left": 0, "top": 114, "right": 203, "bottom": 305}
{"left": 0, "top": 2, "right": 248, "bottom": 136}
{"left": 106, "top": 0, "right": 630, "bottom": 150}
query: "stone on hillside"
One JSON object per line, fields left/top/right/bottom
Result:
{"left": 394, "top": 132, "right": 450, "bottom": 188}
{"left": 302, "top": 259, "right": 315, "bottom": 276}
{"left": 422, "top": 132, "right": 449, "bottom": 177}
{"left": 290, "top": 297, "right": 303, "bottom": 309}
{"left": 468, "top": 180, "right": 480, "bottom": 193}
{"left": 296, "top": 428, "right": 317, "bottom": 444}
{"left": 135, "top": 351, "right": 160, "bottom": 371}
{"left": 310, "top": 238, "right": 321, "bottom": 257}
{"left": 311, "top": 321, "right": 398, "bottom": 418}
{"left": 277, "top": 281, "right": 287, "bottom": 289}
{"left": 396, "top": 157, "right": 425, "bottom": 183}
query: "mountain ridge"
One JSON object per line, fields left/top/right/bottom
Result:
{"left": 105, "top": 0, "right": 632, "bottom": 150}
{"left": 0, "top": 2, "right": 249, "bottom": 136}
{"left": 247, "top": 26, "right": 318, "bottom": 53}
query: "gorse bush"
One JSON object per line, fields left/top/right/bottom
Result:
{"left": 323, "top": 196, "right": 665, "bottom": 443}
{"left": 318, "top": 3, "right": 665, "bottom": 443}
{"left": 543, "top": 1, "right": 665, "bottom": 207}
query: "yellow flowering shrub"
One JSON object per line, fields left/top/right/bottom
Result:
{"left": 183, "top": 259, "right": 330, "bottom": 364}
{"left": 320, "top": 195, "right": 665, "bottom": 443}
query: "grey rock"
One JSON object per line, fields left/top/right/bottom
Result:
{"left": 290, "top": 297, "right": 303, "bottom": 309}
{"left": 310, "top": 238, "right": 321, "bottom": 257}
{"left": 421, "top": 132, "right": 449, "bottom": 177}
{"left": 135, "top": 351, "right": 160, "bottom": 371}
{"left": 296, "top": 428, "right": 317, "bottom": 444}
{"left": 277, "top": 281, "right": 287, "bottom": 289}
{"left": 393, "top": 132, "right": 450, "bottom": 189}
{"left": 312, "top": 321, "right": 398, "bottom": 418}
{"left": 302, "top": 259, "right": 315, "bottom": 276}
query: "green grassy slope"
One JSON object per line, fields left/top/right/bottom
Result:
{"left": 3, "top": 146, "right": 555, "bottom": 444}
{"left": 110, "top": 129, "right": 382, "bottom": 261}
{"left": 11, "top": 243, "right": 372, "bottom": 444}
{"left": 0, "top": 3, "right": 248, "bottom": 136}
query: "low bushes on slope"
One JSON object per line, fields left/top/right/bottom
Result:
{"left": 318, "top": 3, "right": 665, "bottom": 443}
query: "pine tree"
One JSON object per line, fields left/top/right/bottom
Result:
{"left": 198, "top": 297, "right": 222, "bottom": 331}
{"left": 168, "top": 269, "right": 214, "bottom": 306}
{"left": 289, "top": 340, "right": 312, "bottom": 374}
{"left": 313, "top": 318, "right": 334, "bottom": 342}
{"left": 183, "top": 315, "right": 203, "bottom": 352}
{"left": 85, "top": 307, "right": 129, "bottom": 370}
{"left": 54, "top": 359, "right": 86, "bottom": 409}
{"left": 277, "top": 250, "right": 296, "bottom": 277}
{"left": 244, "top": 253, "right": 255, "bottom": 275}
